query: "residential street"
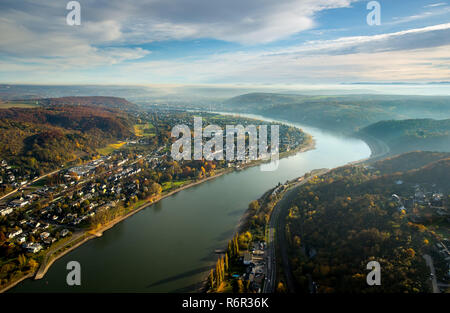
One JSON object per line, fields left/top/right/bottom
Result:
{"left": 423, "top": 254, "right": 440, "bottom": 293}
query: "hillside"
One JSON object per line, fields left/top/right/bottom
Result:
{"left": 223, "top": 93, "right": 450, "bottom": 134}
{"left": 372, "top": 151, "right": 450, "bottom": 173}
{"left": 0, "top": 106, "right": 134, "bottom": 174}
{"left": 359, "top": 119, "right": 450, "bottom": 155}
{"left": 284, "top": 151, "right": 450, "bottom": 293}
{"left": 36, "top": 96, "right": 139, "bottom": 111}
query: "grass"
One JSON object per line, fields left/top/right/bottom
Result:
{"left": 133, "top": 123, "right": 155, "bottom": 137}
{"left": 0, "top": 101, "right": 39, "bottom": 109}
{"left": 97, "top": 141, "right": 126, "bottom": 155}
{"left": 162, "top": 179, "right": 190, "bottom": 191}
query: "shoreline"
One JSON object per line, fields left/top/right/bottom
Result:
{"left": 2, "top": 170, "right": 233, "bottom": 293}
{"left": 353, "top": 132, "right": 391, "bottom": 162}
{"left": 203, "top": 130, "right": 390, "bottom": 293}
{"left": 2, "top": 132, "right": 315, "bottom": 293}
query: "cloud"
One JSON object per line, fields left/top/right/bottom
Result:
{"left": 424, "top": 2, "right": 447, "bottom": 8}
{"left": 109, "top": 24, "right": 450, "bottom": 84}
{"left": 0, "top": 0, "right": 358, "bottom": 48}
{"left": 389, "top": 6, "right": 450, "bottom": 25}
{"left": 0, "top": 1, "right": 449, "bottom": 85}
{"left": 0, "top": 0, "right": 359, "bottom": 73}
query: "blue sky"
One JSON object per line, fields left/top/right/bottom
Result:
{"left": 0, "top": 0, "right": 449, "bottom": 86}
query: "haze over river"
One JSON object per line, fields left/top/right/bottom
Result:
{"left": 11, "top": 114, "right": 371, "bottom": 292}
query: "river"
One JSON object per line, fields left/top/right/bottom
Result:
{"left": 10, "top": 114, "right": 371, "bottom": 293}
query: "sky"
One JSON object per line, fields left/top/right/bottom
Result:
{"left": 0, "top": 0, "right": 449, "bottom": 87}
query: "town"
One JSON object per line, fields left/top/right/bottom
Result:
{"left": 0, "top": 109, "right": 308, "bottom": 290}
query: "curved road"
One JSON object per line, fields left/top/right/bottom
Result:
{"left": 263, "top": 170, "right": 329, "bottom": 293}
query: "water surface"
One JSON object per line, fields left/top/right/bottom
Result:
{"left": 11, "top": 114, "right": 370, "bottom": 292}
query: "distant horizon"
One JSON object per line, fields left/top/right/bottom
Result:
{"left": 1, "top": 82, "right": 450, "bottom": 97}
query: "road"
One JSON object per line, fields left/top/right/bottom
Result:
{"left": 34, "top": 230, "right": 85, "bottom": 280}
{"left": 263, "top": 170, "right": 329, "bottom": 293}
{"left": 423, "top": 254, "right": 440, "bottom": 293}
{"left": 0, "top": 168, "right": 63, "bottom": 201}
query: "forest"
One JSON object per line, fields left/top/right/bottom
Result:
{"left": 223, "top": 93, "right": 450, "bottom": 134}
{"left": 0, "top": 106, "right": 134, "bottom": 175}
{"left": 359, "top": 119, "right": 450, "bottom": 154}
{"left": 284, "top": 152, "right": 450, "bottom": 293}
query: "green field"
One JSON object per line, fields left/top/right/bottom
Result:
{"left": 0, "top": 100, "right": 40, "bottom": 109}
{"left": 162, "top": 180, "right": 190, "bottom": 191}
{"left": 133, "top": 123, "right": 155, "bottom": 137}
{"left": 97, "top": 141, "right": 127, "bottom": 155}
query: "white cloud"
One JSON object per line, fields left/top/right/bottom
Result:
{"left": 109, "top": 24, "right": 450, "bottom": 84}
{"left": 424, "top": 2, "right": 447, "bottom": 8}
{"left": 0, "top": 1, "right": 449, "bottom": 85}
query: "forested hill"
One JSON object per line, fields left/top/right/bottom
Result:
{"left": 372, "top": 151, "right": 450, "bottom": 174}
{"left": 359, "top": 119, "right": 450, "bottom": 154}
{"left": 0, "top": 106, "right": 134, "bottom": 174}
{"left": 285, "top": 151, "right": 450, "bottom": 293}
{"left": 36, "top": 96, "right": 139, "bottom": 111}
{"left": 223, "top": 93, "right": 450, "bottom": 134}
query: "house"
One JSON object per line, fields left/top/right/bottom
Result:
{"left": 24, "top": 243, "right": 43, "bottom": 253}
{"left": 0, "top": 207, "right": 13, "bottom": 216}
{"left": 17, "top": 236, "right": 26, "bottom": 243}
{"left": 243, "top": 252, "right": 252, "bottom": 265}
{"left": 40, "top": 232, "right": 50, "bottom": 240}
{"left": 10, "top": 198, "right": 29, "bottom": 208}
{"left": 60, "top": 229, "right": 70, "bottom": 237}
{"left": 8, "top": 228, "right": 23, "bottom": 239}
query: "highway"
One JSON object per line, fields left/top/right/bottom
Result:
{"left": 423, "top": 254, "right": 440, "bottom": 293}
{"left": 263, "top": 170, "right": 329, "bottom": 293}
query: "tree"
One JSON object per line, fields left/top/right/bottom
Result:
{"left": 28, "top": 259, "right": 39, "bottom": 270}
{"left": 276, "top": 281, "right": 287, "bottom": 293}
{"left": 249, "top": 200, "right": 260, "bottom": 211}
{"left": 237, "top": 279, "right": 245, "bottom": 293}
{"left": 18, "top": 254, "right": 27, "bottom": 269}
{"left": 208, "top": 269, "right": 214, "bottom": 289}
{"left": 150, "top": 182, "right": 162, "bottom": 195}
{"left": 224, "top": 253, "right": 229, "bottom": 273}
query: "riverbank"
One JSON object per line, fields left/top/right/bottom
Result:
{"left": 203, "top": 130, "right": 390, "bottom": 293}
{"left": 2, "top": 129, "right": 315, "bottom": 293}
{"left": 353, "top": 132, "right": 390, "bottom": 161}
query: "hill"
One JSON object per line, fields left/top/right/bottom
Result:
{"left": 0, "top": 106, "right": 134, "bottom": 174}
{"left": 285, "top": 151, "right": 449, "bottom": 293}
{"left": 372, "top": 151, "right": 450, "bottom": 173}
{"left": 359, "top": 119, "right": 450, "bottom": 155}
{"left": 36, "top": 96, "right": 139, "bottom": 111}
{"left": 223, "top": 93, "right": 450, "bottom": 134}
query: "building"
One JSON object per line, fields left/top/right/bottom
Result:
{"left": 243, "top": 252, "right": 252, "bottom": 265}
{"left": 0, "top": 207, "right": 13, "bottom": 216}
{"left": 10, "top": 198, "right": 29, "bottom": 208}
{"left": 24, "top": 243, "right": 43, "bottom": 253}
{"left": 8, "top": 228, "right": 23, "bottom": 239}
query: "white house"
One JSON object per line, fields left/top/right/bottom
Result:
{"left": 24, "top": 243, "right": 43, "bottom": 253}
{"left": 8, "top": 228, "right": 23, "bottom": 239}
{"left": 0, "top": 207, "right": 13, "bottom": 216}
